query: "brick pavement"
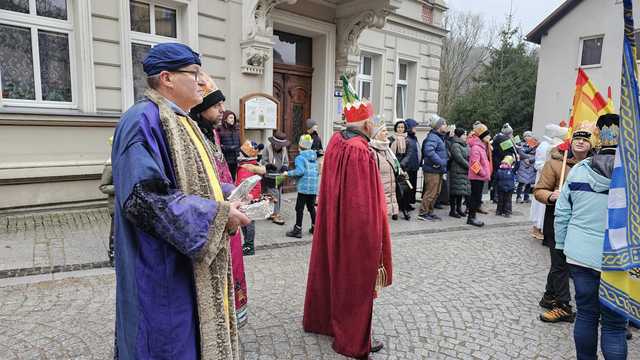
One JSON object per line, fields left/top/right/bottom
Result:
{"left": 0, "top": 225, "right": 638, "bottom": 359}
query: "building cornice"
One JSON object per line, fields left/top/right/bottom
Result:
{"left": 387, "top": 12, "right": 448, "bottom": 38}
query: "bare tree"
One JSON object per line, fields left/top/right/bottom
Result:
{"left": 438, "top": 11, "right": 494, "bottom": 118}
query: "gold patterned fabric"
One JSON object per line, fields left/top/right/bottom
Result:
{"left": 146, "top": 89, "right": 240, "bottom": 359}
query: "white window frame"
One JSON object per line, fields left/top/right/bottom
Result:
{"left": 578, "top": 35, "right": 604, "bottom": 69}
{"left": 357, "top": 54, "right": 373, "bottom": 100}
{"left": 0, "top": 0, "right": 78, "bottom": 109}
{"left": 396, "top": 61, "right": 409, "bottom": 120}
{"left": 121, "top": 0, "right": 197, "bottom": 108}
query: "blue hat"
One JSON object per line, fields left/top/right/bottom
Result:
{"left": 404, "top": 118, "right": 418, "bottom": 130}
{"left": 143, "top": 43, "right": 201, "bottom": 76}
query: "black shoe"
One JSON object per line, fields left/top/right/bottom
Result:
{"left": 456, "top": 208, "right": 466, "bottom": 217}
{"left": 391, "top": 214, "right": 398, "bottom": 221}
{"left": 370, "top": 340, "right": 384, "bottom": 353}
{"left": 502, "top": 213, "right": 511, "bottom": 218}
{"left": 539, "top": 294, "right": 556, "bottom": 309}
{"left": 242, "top": 246, "right": 254, "bottom": 256}
{"left": 418, "top": 213, "right": 434, "bottom": 221}
{"left": 467, "top": 217, "right": 484, "bottom": 227}
{"left": 408, "top": 205, "right": 415, "bottom": 211}
{"left": 540, "top": 303, "right": 575, "bottom": 323}
{"left": 309, "top": 225, "right": 314, "bottom": 234}
{"left": 402, "top": 210, "right": 411, "bottom": 221}
{"left": 286, "top": 226, "right": 302, "bottom": 238}
{"left": 449, "top": 211, "right": 461, "bottom": 218}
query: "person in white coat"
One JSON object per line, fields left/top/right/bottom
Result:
{"left": 529, "top": 124, "right": 567, "bottom": 240}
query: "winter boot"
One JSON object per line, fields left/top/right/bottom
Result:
{"left": 449, "top": 207, "right": 461, "bottom": 218}
{"left": 467, "top": 210, "right": 484, "bottom": 227}
{"left": 286, "top": 225, "right": 302, "bottom": 238}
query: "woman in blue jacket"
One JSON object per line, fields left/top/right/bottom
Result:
{"left": 554, "top": 114, "right": 627, "bottom": 360}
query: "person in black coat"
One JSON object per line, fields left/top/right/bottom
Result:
{"left": 402, "top": 118, "right": 420, "bottom": 205}
{"left": 490, "top": 123, "right": 518, "bottom": 202}
{"left": 218, "top": 110, "right": 242, "bottom": 180}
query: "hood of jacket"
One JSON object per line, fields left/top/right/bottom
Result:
{"left": 573, "top": 159, "right": 611, "bottom": 193}
{"left": 590, "top": 153, "right": 615, "bottom": 179}
{"left": 468, "top": 134, "right": 486, "bottom": 149}
{"left": 452, "top": 136, "right": 467, "bottom": 146}
{"left": 298, "top": 149, "right": 317, "bottom": 162}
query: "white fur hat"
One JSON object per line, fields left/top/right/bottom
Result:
{"left": 544, "top": 124, "right": 568, "bottom": 139}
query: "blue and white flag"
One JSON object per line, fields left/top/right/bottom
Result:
{"left": 599, "top": 0, "right": 640, "bottom": 326}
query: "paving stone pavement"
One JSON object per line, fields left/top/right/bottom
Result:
{"left": 0, "top": 195, "right": 531, "bottom": 277}
{"left": 0, "top": 225, "right": 638, "bottom": 359}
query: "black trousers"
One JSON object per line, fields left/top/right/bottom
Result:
{"left": 544, "top": 247, "right": 571, "bottom": 305}
{"left": 516, "top": 182, "right": 532, "bottom": 200}
{"left": 449, "top": 194, "right": 463, "bottom": 213}
{"left": 407, "top": 170, "right": 418, "bottom": 203}
{"left": 295, "top": 193, "right": 316, "bottom": 228}
{"left": 228, "top": 162, "right": 238, "bottom": 181}
{"left": 469, "top": 180, "right": 485, "bottom": 216}
{"left": 496, "top": 191, "right": 513, "bottom": 214}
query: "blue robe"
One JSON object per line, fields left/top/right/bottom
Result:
{"left": 111, "top": 99, "right": 232, "bottom": 359}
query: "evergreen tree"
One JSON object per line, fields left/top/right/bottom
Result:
{"left": 448, "top": 22, "right": 538, "bottom": 135}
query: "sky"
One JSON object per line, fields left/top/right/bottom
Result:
{"left": 447, "top": 0, "right": 567, "bottom": 36}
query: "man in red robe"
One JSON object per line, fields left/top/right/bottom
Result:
{"left": 303, "top": 76, "right": 393, "bottom": 359}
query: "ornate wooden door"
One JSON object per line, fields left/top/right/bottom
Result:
{"left": 273, "top": 64, "right": 312, "bottom": 191}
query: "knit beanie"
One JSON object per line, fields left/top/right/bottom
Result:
{"left": 306, "top": 118, "right": 317, "bottom": 129}
{"left": 473, "top": 121, "right": 490, "bottom": 139}
{"left": 502, "top": 155, "right": 514, "bottom": 165}
{"left": 430, "top": 114, "right": 446, "bottom": 131}
{"left": 454, "top": 127, "right": 466, "bottom": 138}
{"left": 240, "top": 140, "right": 264, "bottom": 159}
{"left": 502, "top": 123, "right": 513, "bottom": 136}
{"left": 299, "top": 134, "right": 313, "bottom": 149}
{"left": 572, "top": 123, "right": 596, "bottom": 147}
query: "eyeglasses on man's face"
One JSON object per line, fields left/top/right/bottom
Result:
{"left": 172, "top": 69, "right": 201, "bottom": 82}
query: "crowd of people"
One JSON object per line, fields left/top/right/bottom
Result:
{"left": 103, "top": 42, "right": 636, "bottom": 360}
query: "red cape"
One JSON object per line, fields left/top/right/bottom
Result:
{"left": 303, "top": 131, "right": 392, "bottom": 358}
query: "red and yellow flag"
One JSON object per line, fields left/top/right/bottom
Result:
{"left": 559, "top": 68, "right": 615, "bottom": 150}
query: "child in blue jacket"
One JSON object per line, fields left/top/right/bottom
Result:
{"left": 284, "top": 134, "right": 319, "bottom": 238}
{"left": 496, "top": 155, "right": 515, "bottom": 217}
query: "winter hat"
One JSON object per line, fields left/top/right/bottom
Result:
{"left": 454, "top": 127, "right": 466, "bottom": 138}
{"left": 404, "top": 118, "right": 418, "bottom": 130}
{"left": 299, "top": 134, "right": 313, "bottom": 149}
{"left": 544, "top": 124, "right": 568, "bottom": 139}
{"left": 501, "top": 123, "right": 514, "bottom": 136}
{"left": 306, "top": 118, "right": 317, "bottom": 129}
{"left": 523, "top": 130, "right": 534, "bottom": 139}
{"left": 473, "top": 121, "right": 490, "bottom": 139}
{"left": 240, "top": 140, "right": 264, "bottom": 159}
{"left": 501, "top": 155, "right": 514, "bottom": 165}
{"left": 572, "top": 122, "right": 596, "bottom": 147}
{"left": 189, "top": 71, "right": 225, "bottom": 117}
{"left": 430, "top": 114, "right": 446, "bottom": 131}
{"left": 371, "top": 114, "right": 387, "bottom": 139}
{"left": 595, "top": 113, "right": 619, "bottom": 150}
{"left": 341, "top": 75, "right": 374, "bottom": 123}
{"left": 268, "top": 130, "right": 290, "bottom": 147}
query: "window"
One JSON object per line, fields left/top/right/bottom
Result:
{"left": 396, "top": 62, "right": 409, "bottom": 119}
{"left": 580, "top": 36, "right": 603, "bottom": 66}
{"left": 357, "top": 55, "right": 373, "bottom": 100}
{"left": 0, "top": 0, "right": 74, "bottom": 106}
{"left": 128, "top": 0, "right": 179, "bottom": 101}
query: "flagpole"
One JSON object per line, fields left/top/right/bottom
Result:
{"left": 558, "top": 149, "right": 569, "bottom": 189}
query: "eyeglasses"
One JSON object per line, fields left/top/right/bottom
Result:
{"left": 172, "top": 70, "right": 200, "bottom": 82}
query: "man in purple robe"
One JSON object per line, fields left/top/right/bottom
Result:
{"left": 111, "top": 42, "right": 250, "bottom": 359}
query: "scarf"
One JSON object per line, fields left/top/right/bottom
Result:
{"left": 391, "top": 132, "right": 407, "bottom": 155}
{"left": 370, "top": 139, "right": 401, "bottom": 174}
{"left": 146, "top": 89, "right": 240, "bottom": 359}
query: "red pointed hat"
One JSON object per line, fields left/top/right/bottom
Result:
{"left": 341, "top": 75, "right": 374, "bottom": 123}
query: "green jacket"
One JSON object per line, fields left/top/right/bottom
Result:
{"left": 448, "top": 137, "right": 470, "bottom": 196}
